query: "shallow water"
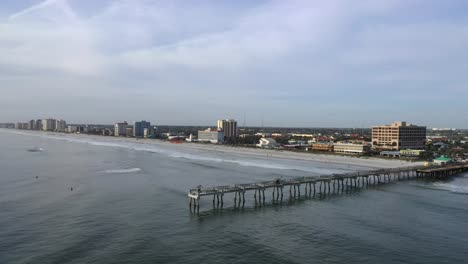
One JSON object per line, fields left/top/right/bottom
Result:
{"left": 1, "top": 129, "right": 467, "bottom": 264}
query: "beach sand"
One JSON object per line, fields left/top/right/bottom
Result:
{"left": 4, "top": 129, "right": 424, "bottom": 169}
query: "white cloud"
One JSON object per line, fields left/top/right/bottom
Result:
{"left": 1, "top": 0, "right": 467, "bottom": 126}
{"left": 1, "top": 0, "right": 104, "bottom": 75}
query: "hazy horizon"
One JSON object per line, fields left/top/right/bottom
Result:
{"left": 2, "top": 0, "right": 468, "bottom": 128}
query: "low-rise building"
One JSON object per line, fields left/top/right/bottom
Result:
{"left": 433, "top": 142, "right": 448, "bottom": 149}
{"left": 256, "top": 138, "right": 278, "bottom": 148}
{"left": 144, "top": 127, "right": 156, "bottom": 138}
{"left": 198, "top": 128, "right": 224, "bottom": 143}
{"left": 334, "top": 142, "right": 371, "bottom": 154}
{"left": 380, "top": 151, "right": 401, "bottom": 157}
{"left": 186, "top": 134, "right": 197, "bottom": 142}
{"left": 433, "top": 155, "right": 453, "bottom": 165}
{"left": 67, "top": 125, "right": 78, "bottom": 133}
{"left": 400, "top": 149, "right": 424, "bottom": 157}
{"left": 311, "top": 143, "right": 334, "bottom": 152}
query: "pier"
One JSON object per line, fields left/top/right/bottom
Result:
{"left": 188, "top": 163, "right": 468, "bottom": 211}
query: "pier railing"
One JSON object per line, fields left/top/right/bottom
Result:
{"left": 188, "top": 163, "right": 468, "bottom": 211}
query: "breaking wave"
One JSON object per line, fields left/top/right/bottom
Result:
{"left": 432, "top": 182, "right": 468, "bottom": 195}
{"left": 103, "top": 168, "right": 142, "bottom": 174}
{"left": 3, "top": 129, "right": 352, "bottom": 173}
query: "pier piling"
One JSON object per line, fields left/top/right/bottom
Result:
{"left": 188, "top": 163, "right": 468, "bottom": 211}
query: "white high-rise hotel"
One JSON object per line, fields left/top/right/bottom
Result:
{"left": 217, "top": 119, "right": 238, "bottom": 139}
{"left": 55, "top": 119, "right": 67, "bottom": 132}
{"left": 42, "top": 118, "right": 56, "bottom": 131}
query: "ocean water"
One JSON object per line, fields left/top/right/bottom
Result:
{"left": 1, "top": 129, "right": 467, "bottom": 264}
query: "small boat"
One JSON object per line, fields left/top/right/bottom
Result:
{"left": 27, "top": 147, "right": 43, "bottom": 152}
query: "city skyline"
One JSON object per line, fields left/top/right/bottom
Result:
{"left": 1, "top": 0, "right": 468, "bottom": 127}
{"left": 6, "top": 116, "right": 467, "bottom": 130}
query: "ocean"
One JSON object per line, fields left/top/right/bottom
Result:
{"left": 1, "top": 129, "right": 467, "bottom": 264}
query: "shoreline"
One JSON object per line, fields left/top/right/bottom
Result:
{"left": 1, "top": 129, "right": 424, "bottom": 169}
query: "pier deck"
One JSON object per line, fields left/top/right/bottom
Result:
{"left": 188, "top": 163, "right": 468, "bottom": 210}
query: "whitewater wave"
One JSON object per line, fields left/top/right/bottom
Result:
{"left": 3, "top": 129, "right": 351, "bottom": 173}
{"left": 103, "top": 168, "right": 142, "bottom": 174}
{"left": 432, "top": 183, "right": 468, "bottom": 194}
{"left": 170, "top": 152, "right": 292, "bottom": 170}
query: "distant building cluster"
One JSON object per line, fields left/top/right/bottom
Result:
{"left": 196, "top": 119, "right": 238, "bottom": 144}
{"left": 113, "top": 120, "right": 156, "bottom": 138}
{"left": 251, "top": 121, "right": 429, "bottom": 156}
{"left": 13, "top": 118, "right": 160, "bottom": 138}
{"left": 13, "top": 116, "right": 454, "bottom": 159}
{"left": 15, "top": 118, "right": 67, "bottom": 132}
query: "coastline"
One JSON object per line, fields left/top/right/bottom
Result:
{"left": 1, "top": 128, "right": 424, "bottom": 169}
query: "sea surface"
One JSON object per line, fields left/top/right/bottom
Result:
{"left": 1, "top": 129, "right": 467, "bottom": 264}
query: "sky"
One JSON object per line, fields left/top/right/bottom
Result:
{"left": 1, "top": 0, "right": 468, "bottom": 128}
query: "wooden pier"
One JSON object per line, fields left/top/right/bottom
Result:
{"left": 188, "top": 163, "right": 468, "bottom": 211}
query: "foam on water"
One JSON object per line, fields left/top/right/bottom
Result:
{"left": 103, "top": 168, "right": 142, "bottom": 174}
{"left": 432, "top": 182, "right": 468, "bottom": 194}
{"left": 2, "top": 130, "right": 353, "bottom": 173}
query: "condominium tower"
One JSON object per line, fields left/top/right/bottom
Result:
{"left": 133, "top": 120, "right": 151, "bottom": 137}
{"left": 371, "top": 121, "right": 426, "bottom": 150}
{"left": 42, "top": 118, "right": 56, "bottom": 131}
{"left": 217, "top": 119, "right": 238, "bottom": 139}
{"left": 114, "top": 122, "right": 128, "bottom": 137}
{"left": 55, "top": 119, "right": 67, "bottom": 132}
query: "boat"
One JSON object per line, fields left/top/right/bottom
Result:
{"left": 27, "top": 147, "right": 43, "bottom": 152}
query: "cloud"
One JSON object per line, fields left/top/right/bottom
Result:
{"left": 1, "top": 0, "right": 467, "bottom": 127}
{"left": 1, "top": 0, "right": 104, "bottom": 75}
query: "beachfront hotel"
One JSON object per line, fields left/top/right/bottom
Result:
{"left": 371, "top": 121, "right": 426, "bottom": 150}
{"left": 42, "top": 118, "right": 56, "bottom": 131}
{"left": 114, "top": 122, "right": 128, "bottom": 137}
{"left": 217, "top": 119, "right": 238, "bottom": 139}
{"left": 198, "top": 128, "right": 225, "bottom": 143}
{"left": 133, "top": 120, "right": 151, "bottom": 137}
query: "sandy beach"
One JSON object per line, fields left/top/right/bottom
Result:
{"left": 3, "top": 129, "right": 424, "bottom": 169}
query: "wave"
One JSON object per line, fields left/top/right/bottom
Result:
{"left": 4, "top": 130, "right": 354, "bottom": 173}
{"left": 103, "top": 168, "right": 142, "bottom": 174}
{"left": 432, "top": 182, "right": 468, "bottom": 194}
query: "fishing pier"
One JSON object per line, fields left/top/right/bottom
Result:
{"left": 188, "top": 163, "right": 468, "bottom": 211}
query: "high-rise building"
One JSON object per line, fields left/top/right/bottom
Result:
{"left": 42, "top": 118, "right": 56, "bottom": 131}
{"left": 28, "top": 120, "right": 35, "bottom": 130}
{"left": 114, "top": 122, "right": 128, "bottom": 137}
{"left": 372, "top": 121, "right": 426, "bottom": 150}
{"left": 126, "top": 127, "right": 133, "bottom": 137}
{"left": 15, "top": 122, "right": 22, "bottom": 129}
{"left": 217, "top": 119, "right": 238, "bottom": 139}
{"left": 55, "top": 119, "right": 66, "bottom": 132}
{"left": 35, "top": 119, "right": 42, "bottom": 130}
{"left": 133, "top": 120, "right": 151, "bottom": 137}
